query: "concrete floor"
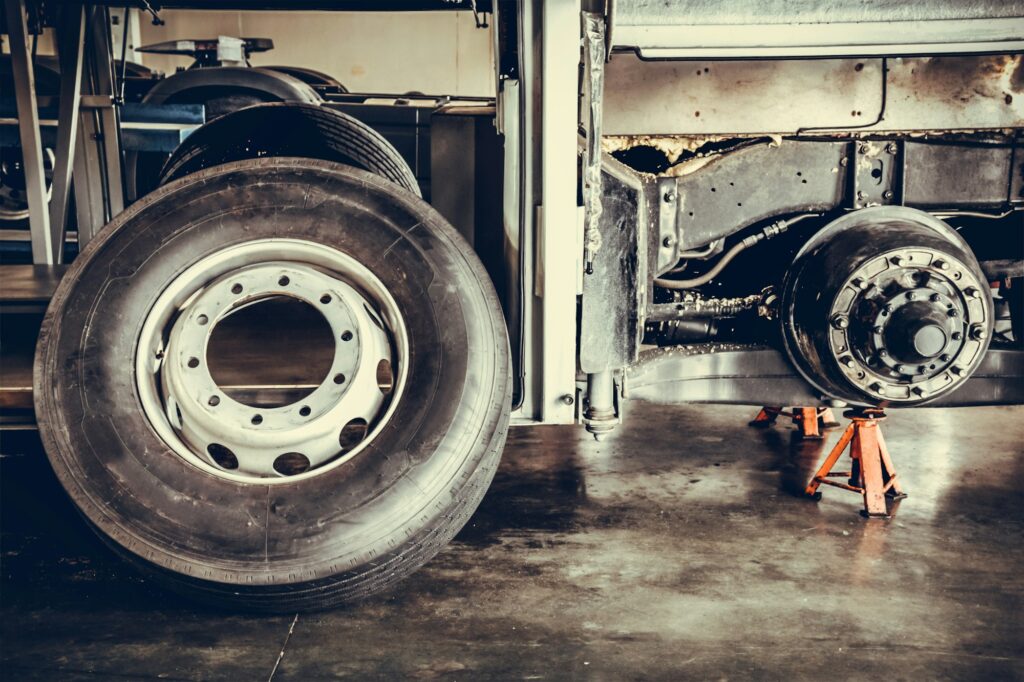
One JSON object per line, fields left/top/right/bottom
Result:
{"left": 1, "top": 402, "right": 1022, "bottom": 680}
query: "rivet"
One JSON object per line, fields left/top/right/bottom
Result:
{"left": 561, "top": 394, "right": 575, "bottom": 405}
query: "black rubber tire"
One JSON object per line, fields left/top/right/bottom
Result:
{"left": 35, "top": 157, "right": 510, "bottom": 612}
{"left": 158, "top": 102, "right": 421, "bottom": 197}
{"left": 128, "top": 67, "right": 322, "bottom": 201}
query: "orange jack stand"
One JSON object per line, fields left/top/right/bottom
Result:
{"left": 749, "top": 406, "right": 839, "bottom": 440}
{"left": 804, "top": 408, "right": 907, "bottom": 518}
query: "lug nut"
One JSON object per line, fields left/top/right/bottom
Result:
{"left": 930, "top": 293, "right": 941, "bottom": 302}
{"left": 890, "top": 256, "right": 904, "bottom": 267}
{"left": 934, "top": 260, "right": 950, "bottom": 271}
{"left": 912, "top": 386, "right": 925, "bottom": 397}
{"left": 951, "top": 366, "right": 964, "bottom": 376}
{"left": 871, "top": 383, "right": 886, "bottom": 395}
{"left": 947, "top": 308, "right": 958, "bottom": 318}
{"left": 965, "top": 287, "right": 980, "bottom": 299}
{"left": 852, "top": 278, "right": 867, "bottom": 290}
{"left": 883, "top": 304, "right": 893, "bottom": 315}
{"left": 951, "top": 331, "right": 962, "bottom": 341}
{"left": 873, "top": 326, "right": 884, "bottom": 335}
{"left": 907, "top": 291, "right": 917, "bottom": 301}
{"left": 831, "top": 314, "right": 850, "bottom": 330}
{"left": 662, "top": 236, "right": 675, "bottom": 248}
{"left": 970, "top": 325, "right": 987, "bottom": 340}
{"left": 841, "top": 356, "right": 856, "bottom": 368}
{"left": 663, "top": 190, "right": 676, "bottom": 203}
{"left": 894, "top": 364, "right": 905, "bottom": 373}
{"left": 940, "top": 354, "right": 951, "bottom": 362}
{"left": 878, "top": 349, "right": 889, "bottom": 359}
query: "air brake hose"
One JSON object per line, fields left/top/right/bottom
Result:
{"left": 654, "top": 215, "right": 814, "bottom": 290}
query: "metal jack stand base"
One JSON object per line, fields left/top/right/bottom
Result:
{"left": 749, "top": 406, "right": 839, "bottom": 440}
{"left": 804, "top": 408, "right": 907, "bottom": 518}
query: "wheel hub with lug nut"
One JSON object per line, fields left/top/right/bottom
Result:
{"left": 829, "top": 248, "right": 988, "bottom": 402}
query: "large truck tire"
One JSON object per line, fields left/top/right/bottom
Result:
{"left": 34, "top": 157, "right": 510, "bottom": 611}
{"left": 128, "top": 66, "right": 321, "bottom": 200}
{"left": 159, "top": 102, "right": 420, "bottom": 197}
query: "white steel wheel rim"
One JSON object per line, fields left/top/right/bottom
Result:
{"left": 135, "top": 239, "right": 409, "bottom": 484}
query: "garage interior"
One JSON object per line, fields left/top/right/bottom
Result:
{"left": 2, "top": 1, "right": 1023, "bottom": 679}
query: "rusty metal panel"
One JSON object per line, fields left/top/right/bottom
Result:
{"left": 604, "top": 53, "right": 1024, "bottom": 136}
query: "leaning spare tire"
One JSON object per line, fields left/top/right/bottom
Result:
{"left": 35, "top": 157, "right": 510, "bottom": 611}
{"left": 159, "top": 102, "right": 421, "bottom": 197}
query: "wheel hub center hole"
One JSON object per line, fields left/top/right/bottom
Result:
{"left": 206, "top": 295, "right": 336, "bottom": 408}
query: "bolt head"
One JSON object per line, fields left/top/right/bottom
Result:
{"left": 852, "top": 278, "right": 867, "bottom": 290}
{"left": 894, "top": 364, "right": 905, "bottom": 373}
{"left": 873, "top": 326, "right": 884, "bottom": 335}
{"left": 662, "top": 236, "right": 675, "bottom": 248}
{"left": 560, "top": 394, "right": 575, "bottom": 406}
{"left": 947, "top": 308, "right": 958, "bottom": 318}
{"left": 878, "top": 349, "right": 889, "bottom": 359}
{"left": 841, "top": 356, "right": 856, "bottom": 368}
{"left": 883, "top": 190, "right": 894, "bottom": 200}
{"left": 940, "top": 354, "right": 951, "bottom": 362}
{"left": 951, "top": 365, "right": 964, "bottom": 376}
{"left": 886, "top": 143, "right": 898, "bottom": 154}
{"left": 965, "top": 287, "right": 980, "bottom": 299}
{"left": 907, "top": 291, "right": 917, "bottom": 301}
{"left": 890, "top": 256, "right": 904, "bottom": 267}
{"left": 871, "top": 383, "right": 886, "bottom": 395}
{"left": 883, "top": 304, "right": 894, "bottom": 314}
{"left": 934, "top": 260, "right": 950, "bottom": 271}
{"left": 930, "top": 293, "right": 941, "bottom": 303}
{"left": 663, "top": 190, "right": 676, "bottom": 203}
{"left": 831, "top": 314, "right": 850, "bottom": 330}
{"left": 970, "top": 325, "right": 987, "bottom": 341}
{"left": 912, "top": 386, "right": 925, "bottom": 397}
{"left": 859, "top": 145, "right": 869, "bottom": 154}
{"left": 951, "top": 331, "right": 962, "bottom": 341}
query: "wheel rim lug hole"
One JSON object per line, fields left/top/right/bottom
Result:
{"left": 251, "top": 414, "right": 263, "bottom": 425}
{"left": 278, "top": 276, "right": 290, "bottom": 286}
{"left": 231, "top": 283, "right": 243, "bottom": 295}
{"left": 208, "top": 395, "right": 220, "bottom": 407}
{"left": 341, "top": 330, "right": 353, "bottom": 342}
{"left": 333, "top": 373, "right": 346, "bottom": 384}
{"left": 299, "top": 405, "right": 311, "bottom": 417}
{"left": 320, "top": 294, "right": 332, "bottom": 304}
{"left": 187, "top": 357, "right": 200, "bottom": 369}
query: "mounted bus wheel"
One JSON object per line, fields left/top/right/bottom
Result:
{"left": 34, "top": 158, "right": 511, "bottom": 611}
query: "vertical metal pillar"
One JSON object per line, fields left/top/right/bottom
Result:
{"left": 48, "top": 3, "right": 87, "bottom": 263}
{"left": 536, "top": 0, "right": 580, "bottom": 423}
{"left": 4, "top": 0, "right": 53, "bottom": 264}
{"left": 74, "top": 5, "right": 125, "bottom": 247}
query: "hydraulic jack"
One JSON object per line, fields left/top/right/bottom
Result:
{"left": 749, "top": 406, "right": 840, "bottom": 440}
{"left": 804, "top": 408, "right": 907, "bottom": 518}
